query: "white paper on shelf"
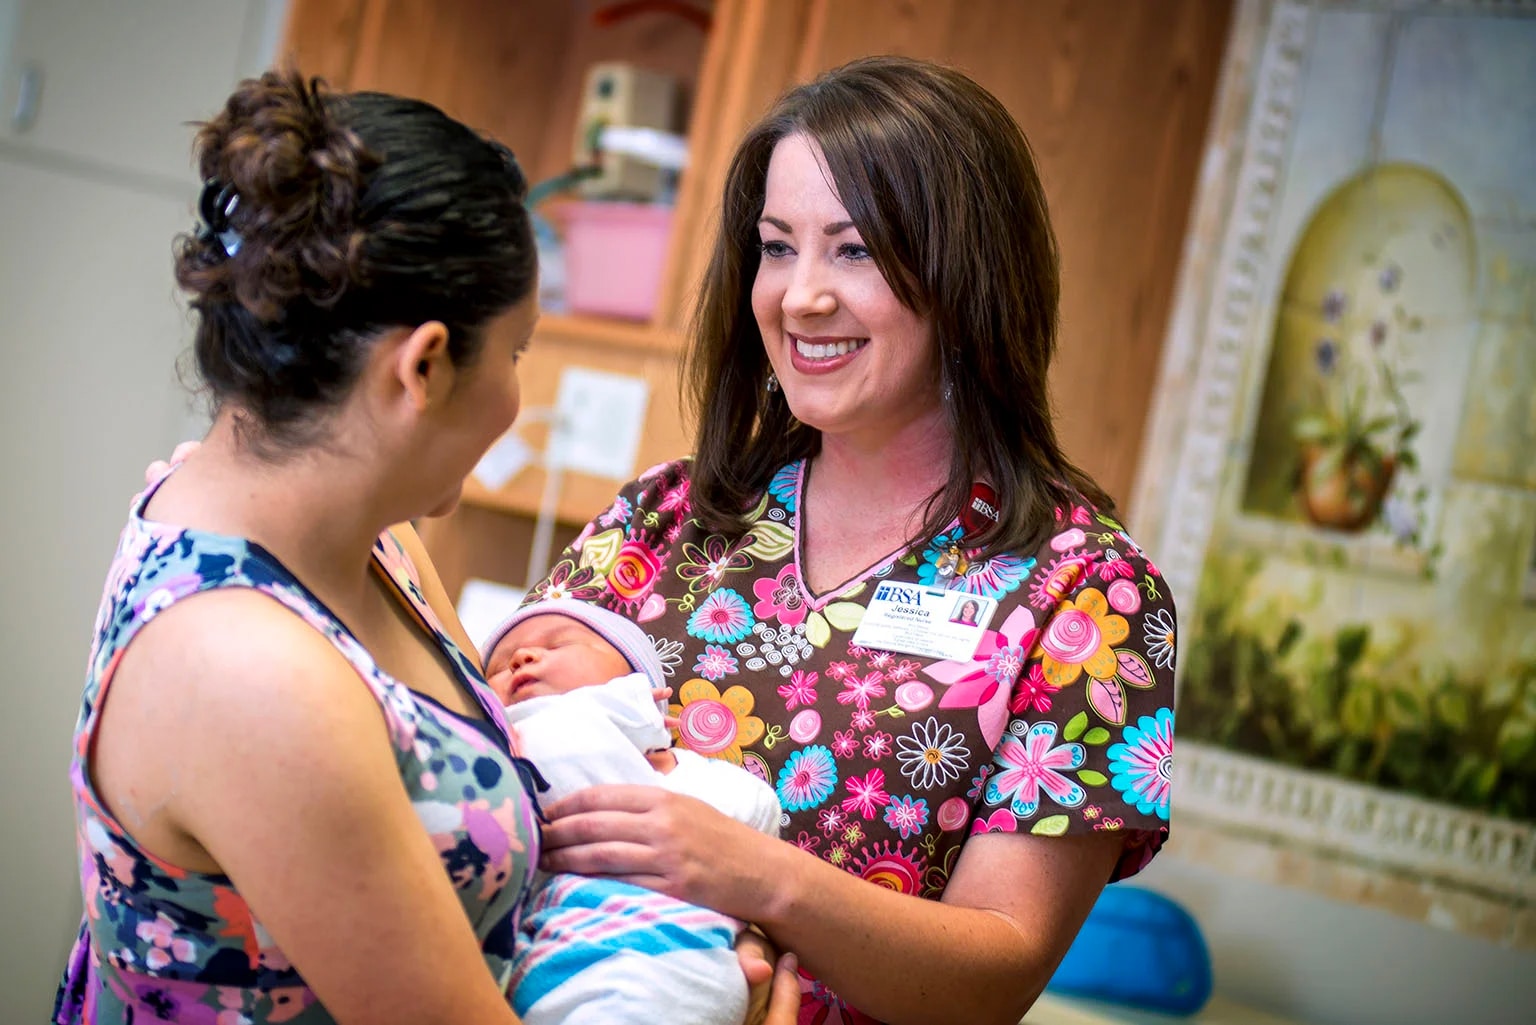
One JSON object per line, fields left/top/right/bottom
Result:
{"left": 471, "top": 430, "right": 535, "bottom": 491}
{"left": 546, "top": 366, "right": 650, "bottom": 481}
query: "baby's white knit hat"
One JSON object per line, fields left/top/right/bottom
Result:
{"left": 479, "top": 599, "right": 666, "bottom": 689}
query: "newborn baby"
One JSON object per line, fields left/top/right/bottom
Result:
{"left": 481, "top": 600, "right": 782, "bottom": 1025}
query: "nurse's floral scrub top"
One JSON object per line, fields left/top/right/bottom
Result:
{"left": 526, "top": 458, "right": 1178, "bottom": 1025}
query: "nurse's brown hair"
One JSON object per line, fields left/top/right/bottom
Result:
{"left": 684, "top": 56, "right": 1111, "bottom": 558}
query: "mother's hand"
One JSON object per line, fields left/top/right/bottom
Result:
{"left": 539, "top": 784, "right": 782, "bottom": 919}
{"left": 145, "top": 439, "right": 201, "bottom": 484}
{"left": 755, "top": 951, "right": 802, "bottom": 1025}
{"left": 737, "top": 930, "right": 803, "bottom": 1025}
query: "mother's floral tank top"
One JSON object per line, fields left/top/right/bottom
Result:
{"left": 54, "top": 484, "right": 541, "bottom": 1023}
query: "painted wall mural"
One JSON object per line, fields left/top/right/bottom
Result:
{"left": 1133, "top": 0, "right": 1536, "bottom": 944}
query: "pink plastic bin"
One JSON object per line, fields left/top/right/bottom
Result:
{"left": 560, "top": 201, "right": 674, "bottom": 321}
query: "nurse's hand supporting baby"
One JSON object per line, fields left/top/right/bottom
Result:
{"left": 540, "top": 785, "right": 782, "bottom": 914}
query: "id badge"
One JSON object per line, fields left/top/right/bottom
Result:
{"left": 851, "top": 581, "right": 996, "bottom": 661}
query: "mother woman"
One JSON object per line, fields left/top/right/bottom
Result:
{"left": 535, "top": 56, "right": 1179, "bottom": 1025}
{"left": 57, "top": 70, "right": 796, "bottom": 1024}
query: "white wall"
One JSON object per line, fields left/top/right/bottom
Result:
{"left": 1133, "top": 853, "right": 1536, "bottom": 1024}
{"left": 0, "top": 2, "right": 19, "bottom": 67}
{"left": 0, "top": 2, "right": 283, "bottom": 1019}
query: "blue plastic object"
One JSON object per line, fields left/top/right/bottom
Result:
{"left": 1046, "top": 884, "right": 1213, "bottom": 1015}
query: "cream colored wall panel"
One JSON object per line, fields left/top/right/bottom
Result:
{"left": 1, "top": 0, "right": 284, "bottom": 184}
{"left": 0, "top": 3, "right": 285, "bottom": 1019}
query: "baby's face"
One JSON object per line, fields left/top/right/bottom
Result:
{"left": 484, "top": 614, "right": 633, "bottom": 704}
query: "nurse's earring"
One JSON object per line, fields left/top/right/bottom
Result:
{"left": 765, "top": 371, "right": 780, "bottom": 394}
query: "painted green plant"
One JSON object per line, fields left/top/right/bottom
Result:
{"left": 1290, "top": 283, "right": 1428, "bottom": 540}
{"left": 1178, "top": 552, "right": 1535, "bottom": 819}
{"left": 1294, "top": 334, "right": 1420, "bottom": 477}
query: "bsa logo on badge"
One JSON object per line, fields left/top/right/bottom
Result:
{"left": 853, "top": 582, "right": 996, "bottom": 660}
{"left": 875, "top": 582, "right": 922, "bottom": 606}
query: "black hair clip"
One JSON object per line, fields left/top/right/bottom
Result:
{"left": 197, "top": 178, "right": 242, "bottom": 258}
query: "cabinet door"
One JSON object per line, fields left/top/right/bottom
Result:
{"left": 651, "top": 0, "right": 817, "bottom": 329}
{"left": 0, "top": 0, "right": 284, "bottom": 184}
{"left": 289, "top": 0, "right": 571, "bottom": 162}
{"left": 790, "top": 0, "right": 1233, "bottom": 510}
{"left": 282, "top": 0, "right": 736, "bottom": 332}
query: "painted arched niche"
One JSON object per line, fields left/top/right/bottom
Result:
{"left": 1241, "top": 163, "right": 1474, "bottom": 541}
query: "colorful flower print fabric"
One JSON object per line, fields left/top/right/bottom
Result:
{"left": 527, "top": 459, "right": 1178, "bottom": 1024}
{"left": 55, "top": 491, "right": 540, "bottom": 1024}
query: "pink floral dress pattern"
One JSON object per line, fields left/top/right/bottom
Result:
{"left": 55, "top": 483, "right": 541, "bottom": 1024}
{"left": 527, "top": 459, "right": 1178, "bottom": 1025}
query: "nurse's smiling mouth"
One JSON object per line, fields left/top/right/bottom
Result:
{"left": 789, "top": 333, "right": 868, "bottom": 373}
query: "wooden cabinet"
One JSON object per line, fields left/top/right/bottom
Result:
{"left": 275, "top": 0, "right": 1232, "bottom": 598}
{"left": 796, "top": 0, "right": 1235, "bottom": 514}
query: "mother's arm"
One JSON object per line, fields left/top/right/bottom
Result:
{"left": 104, "top": 590, "right": 527, "bottom": 1023}
{"left": 541, "top": 786, "right": 1120, "bottom": 1025}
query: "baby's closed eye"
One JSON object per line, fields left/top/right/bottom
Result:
{"left": 485, "top": 640, "right": 518, "bottom": 676}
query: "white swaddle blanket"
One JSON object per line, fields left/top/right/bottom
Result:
{"left": 504, "top": 674, "right": 782, "bottom": 1025}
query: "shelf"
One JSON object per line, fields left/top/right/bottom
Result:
{"left": 458, "top": 473, "right": 553, "bottom": 519}
{"left": 456, "top": 459, "right": 655, "bottom": 531}
{"left": 534, "top": 312, "right": 684, "bottom": 354}
{"left": 455, "top": 309, "right": 697, "bottom": 525}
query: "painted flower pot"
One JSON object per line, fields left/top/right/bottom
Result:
{"left": 1297, "top": 444, "right": 1397, "bottom": 531}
